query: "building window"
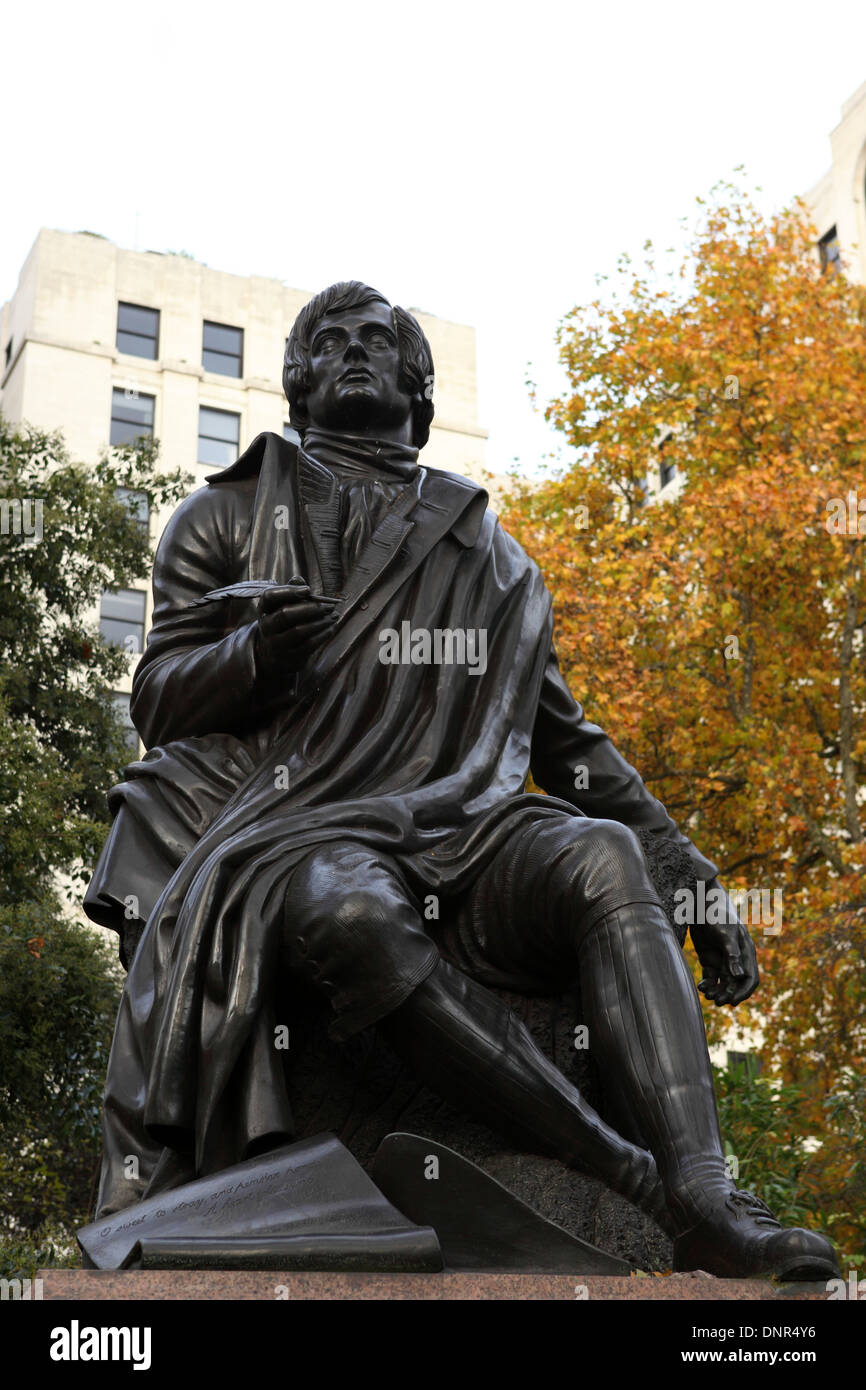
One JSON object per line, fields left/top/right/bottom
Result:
{"left": 115, "top": 487, "right": 149, "bottom": 531}
{"left": 202, "top": 320, "right": 243, "bottom": 377}
{"left": 4, "top": 338, "right": 12, "bottom": 368}
{"left": 111, "top": 691, "right": 139, "bottom": 753}
{"left": 198, "top": 406, "right": 240, "bottom": 467}
{"left": 110, "top": 388, "right": 155, "bottom": 446}
{"left": 100, "top": 589, "right": 147, "bottom": 654}
{"left": 819, "top": 227, "right": 841, "bottom": 274}
{"left": 659, "top": 457, "right": 677, "bottom": 489}
{"left": 283, "top": 422, "right": 301, "bottom": 446}
{"left": 117, "top": 302, "right": 160, "bottom": 359}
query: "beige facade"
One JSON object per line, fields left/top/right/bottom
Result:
{"left": 0, "top": 228, "right": 487, "bottom": 490}
{"left": 804, "top": 79, "right": 866, "bottom": 282}
{"left": 0, "top": 229, "right": 488, "bottom": 720}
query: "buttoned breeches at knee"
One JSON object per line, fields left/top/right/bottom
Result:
{"left": 282, "top": 813, "right": 665, "bottom": 1038}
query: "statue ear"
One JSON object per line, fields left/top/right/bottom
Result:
{"left": 410, "top": 386, "right": 434, "bottom": 450}
{"left": 290, "top": 395, "right": 310, "bottom": 433}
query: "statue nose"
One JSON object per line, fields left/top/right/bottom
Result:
{"left": 344, "top": 337, "right": 368, "bottom": 360}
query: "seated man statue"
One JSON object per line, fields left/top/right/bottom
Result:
{"left": 85, "top": 280, "right": 838, "bottom": 1281}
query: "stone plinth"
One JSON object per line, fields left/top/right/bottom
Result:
{"left": 38, "top": 1270, "right": 828, "bottom": 1301}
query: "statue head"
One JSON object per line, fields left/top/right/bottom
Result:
{"left": 283, "top": 282, "right": 435, "bottom": 448}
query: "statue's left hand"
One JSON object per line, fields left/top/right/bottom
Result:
{"left": 689, "top": 878, "right": 760, "bottom": 1007}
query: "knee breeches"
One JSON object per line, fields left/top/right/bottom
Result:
{"left": 283, "top": 816, "right": 664, "bottom": 1039}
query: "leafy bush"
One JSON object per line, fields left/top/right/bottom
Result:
{"left": 0, "top": 900, "right": 122, "bottom": 1272}
{"left": 714, "top": 1060, "right": 866, "bottom": 1268}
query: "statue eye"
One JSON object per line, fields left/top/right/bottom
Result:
{"left": 316, "top": 334, "right": 341, "bottom": 353}
{"left": 367, "top": 332, "right": 391, "bottom": 349}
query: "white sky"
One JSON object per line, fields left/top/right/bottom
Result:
{"left": 2, "top": 1, "right": 865, "bottom": 476}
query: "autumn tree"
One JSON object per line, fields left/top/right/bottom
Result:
{"left": 502, "top": 182, "right": 866, "bottom": 1253}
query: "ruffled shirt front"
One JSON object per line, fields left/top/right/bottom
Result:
{"left": 297, "top": 429, "right": 421, "bottom": 595}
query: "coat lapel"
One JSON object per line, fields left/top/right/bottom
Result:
{"left": 336, "top": 463, "right": 489, "bottom": 620}
{"left": 298, "top": 467, "right": 489, "bottom": 695}
{"left": 336, "top": 479, "right": 421, "bottom": 617}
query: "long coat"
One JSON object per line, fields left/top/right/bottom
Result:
{"left": 85, "top": 431, "right": 717, "bottom": 1215}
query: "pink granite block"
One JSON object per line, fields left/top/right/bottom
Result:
{"left": 38, "top": 1270, "right": 828, "bottom": 1301}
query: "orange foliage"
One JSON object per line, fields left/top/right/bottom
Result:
{"left": 502, "top": 183, "right": 866, "bottom": 1245}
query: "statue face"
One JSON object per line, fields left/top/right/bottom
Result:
{"left": 303, "top": 300, "right": 415, "bottom": 437}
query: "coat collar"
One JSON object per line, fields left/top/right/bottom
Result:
{"left": 205, "top": 431, "right": 488, "bottom": 550}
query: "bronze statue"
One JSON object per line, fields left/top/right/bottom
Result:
{"left": 85, "top": 282, "right": 839, "bottom": 1281}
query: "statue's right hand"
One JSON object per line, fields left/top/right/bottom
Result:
{"left": 254, "top": 582, "right": 337, "bottom": 678}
